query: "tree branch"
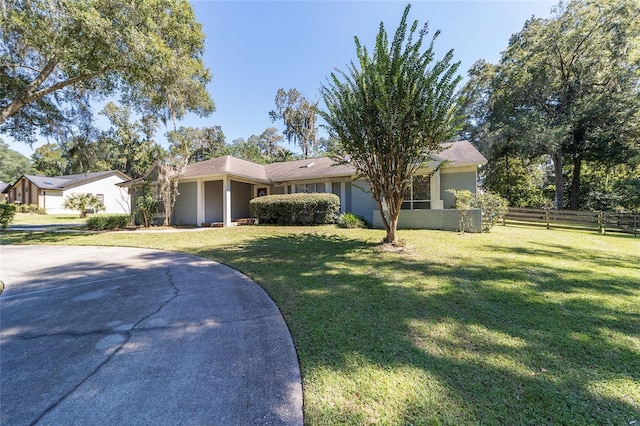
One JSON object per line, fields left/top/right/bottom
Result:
{"left": 0, "top": 56, "right": 93, "bottom": 124}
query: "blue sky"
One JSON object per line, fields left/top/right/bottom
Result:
{"left": 7, "top": 0, "right": 556, "bottom": 157}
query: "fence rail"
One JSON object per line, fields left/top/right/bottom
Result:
{"left": 503, "top": 207, "right": 639, "bottom": 235}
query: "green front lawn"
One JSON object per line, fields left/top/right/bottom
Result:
{"left": 11, "top": 212, "right": 87, "bottom": 226}
{"left": 2, "top": 225, "right": 639, "bottom": 424}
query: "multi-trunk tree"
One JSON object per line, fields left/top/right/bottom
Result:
{"left": 321, "top": 4, "right": 463, "bottom": 245}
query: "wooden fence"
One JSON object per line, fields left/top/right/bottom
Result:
{"left": 503, "top": 207, "right": 639, "bottom": 235}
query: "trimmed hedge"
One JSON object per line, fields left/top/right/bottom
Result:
{"left": 250, "top": 193, "right": 340, "bottom": 225}
{"left": 86, "top": 214, "right": 131, "bottom": 230}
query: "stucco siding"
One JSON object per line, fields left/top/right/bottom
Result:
{"left": 205, "top": 180, "right": 223, "bottom": 223}
{"left": 373, "top": 209, "right": 482, "bottom": 232}
{"left": 173, "top": 182, "right": 197, "bottom": 225}
{"left": 440, "top": 169, "right": 478, "bottom": 209}
{"left": 43, "top": 191, "right": 65, "bottom": 213}
{"left": 231, "top": 181, "right": 252, "bottom": 219}
{"left": 350, "top": 179, "right": 377, "bottom": 223}
{"left": 61, "top": 175, "right": 130, "bottom": 214}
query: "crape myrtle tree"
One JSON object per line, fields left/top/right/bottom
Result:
{"left": 320, "top": 4, "right": 463, "bottom": 245}
{"left": 0, "top": 0, "right": 214, "bottom": 143}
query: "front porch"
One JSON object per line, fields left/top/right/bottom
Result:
{"left": 173, "top": 176, "right": 255, "bottom": 227}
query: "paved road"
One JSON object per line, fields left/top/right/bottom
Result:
{"left": 0, "top": 245, "right": 302, "bottom": 425}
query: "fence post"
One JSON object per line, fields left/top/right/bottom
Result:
{"left": 545, "top": 209, "right": 550, "bottom": 229}
{"left": 598, "top": 211, "right": 605, "bottom": 234}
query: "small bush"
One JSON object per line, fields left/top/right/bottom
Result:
{"left": 472, "top": 192, "right": 509, "bottom": 232}
{"left": 447, "top": 189, "right": 475, "bottom": 233}
{"left": 16, "top": 204, "right": 45, "bottom": 214}
{"left": 0, "top": 203, "right": 17, "bottom": 230}
{"left": 338, "top": 212, "right": 367, "bottom": 229}
{"left": 135, "top": 188, "right": 159, "bottom": 227}
{"left": 86, "top": 214, "right": 131, "bottom": 230}
{"left": 250, "top": 193, "right": 340, "bottom": 225}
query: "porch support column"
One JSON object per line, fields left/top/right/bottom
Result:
{"left": 196, "top": 179, "right": 205, "bottom": 226}
{"left": 340, "top": 181, "right": 346, "bottom": 213}
{"left": 430, "top": 169, "right": 443, "bottom": 209}
{"left": 223, "top": 176, "right": 232, "bottom": 227}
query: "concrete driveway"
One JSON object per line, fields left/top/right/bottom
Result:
{"left": 0, "top": 245, "right": 302, "bottom": 425}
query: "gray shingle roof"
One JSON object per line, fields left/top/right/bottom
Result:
{"left": 181, "top": 156, "right": 269, "bottom": 181}
{"left": 125, "top": 141, "right": 485, "bottom": 186}
{"left": 434, "top": 140, "right": 487, "bottom": 166}
{"left": 265, "top": 157, "right": 356, "bottom": 182}
{"left": 21, "top": 171, "right": 130, "bottom": 190}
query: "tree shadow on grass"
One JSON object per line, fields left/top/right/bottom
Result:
{"left": 200, "top": 232, "right": 640, "bottom": 424}
{"left": 0, "top": 231, "right": 89, "bottom": 245}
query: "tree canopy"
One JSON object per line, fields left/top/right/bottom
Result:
{"left": 0, "top": 140, "right": 34, "bottom": 183}
{"left": 269, "top": 88, "right": 318, "bottom": 158}
{"left": 462, "top": 0, "right": 640, "bottom": 210}
{"left": 321, "top": 4, "right": 463, "bottom": 245}
{"left": 1, "top": 0, "right": 214, "bottom": 143}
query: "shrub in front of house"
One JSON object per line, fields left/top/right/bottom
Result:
{"left": 16, "top": 204, "right": 46, "bottom": 214}
{"left": 0, "top": 203, "right": 17, "bottom": 230}
{"left": 471, "top": 192, "right": 509, "bottom": 232}
{"left": 250, "top": 193, "right": 340, "bottom": 225}
{"left": 86, "top": 214, "right": 131, "bottom": 230}
{"left": 134, "top": 189, "right": 159, "bottom": 227}
{"left": 337, "top": 212, "right": 368, "bottom": 229}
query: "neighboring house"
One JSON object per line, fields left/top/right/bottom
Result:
{"left": 0, "top": 182, "right": 9, "bottom": 202}
{"left": 123, "top": 140, "right": 486, "bottom": 230}
{"left": 6, "top": 171, "right": 131, "bottom": 214}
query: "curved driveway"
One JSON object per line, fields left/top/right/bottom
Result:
{"left": 0, "top": 245, "right": 302, "bottom": 425}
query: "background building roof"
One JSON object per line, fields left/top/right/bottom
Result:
{"left": 17, "top": 171, "right": 130, "bottom": 190}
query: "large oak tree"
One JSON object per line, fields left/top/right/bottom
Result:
{"left": 462, "top": 0, "right": 640, "bottom": 210}
{"left": 1, "top": 0, "right": 214, "bottom": 143}
{"left": 321, "top": 4, "right": 462, "bottom": 245}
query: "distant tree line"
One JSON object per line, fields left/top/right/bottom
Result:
{"left": 0, "top": 100, "right": 338, "bottom": 183}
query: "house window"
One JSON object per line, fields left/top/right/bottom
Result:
{"left": 296, "top": 183, "right": 325, "bottom": 193}
{"left": 401, "top": 175, "right": 431, "bottom": 210}
{"left": 257, "top": 188, "right": 267, "bottom": 197}
{"left": 96, "top": 194, "right": 104, "bottom": 204}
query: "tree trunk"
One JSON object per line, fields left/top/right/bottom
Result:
{"left": 383, "top": 196, "right": 403, "bottom": 245}
{"left": 375, "top": 198, "right": 390, "bottom": 236}
{"left": 552, "top": 150, "right": 564, "bottom": 210}
{"left": 569, "top": 156, "right": 582, "bottom": 211}
{"left": 386, "top": 216, "right": 399, "bottom": 245}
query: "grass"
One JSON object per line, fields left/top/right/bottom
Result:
{"left": 11, "top": 212, "right": 87, "bottom": 226}
{"left": 2, "top": 225, "right": 639, "bottom": 424}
